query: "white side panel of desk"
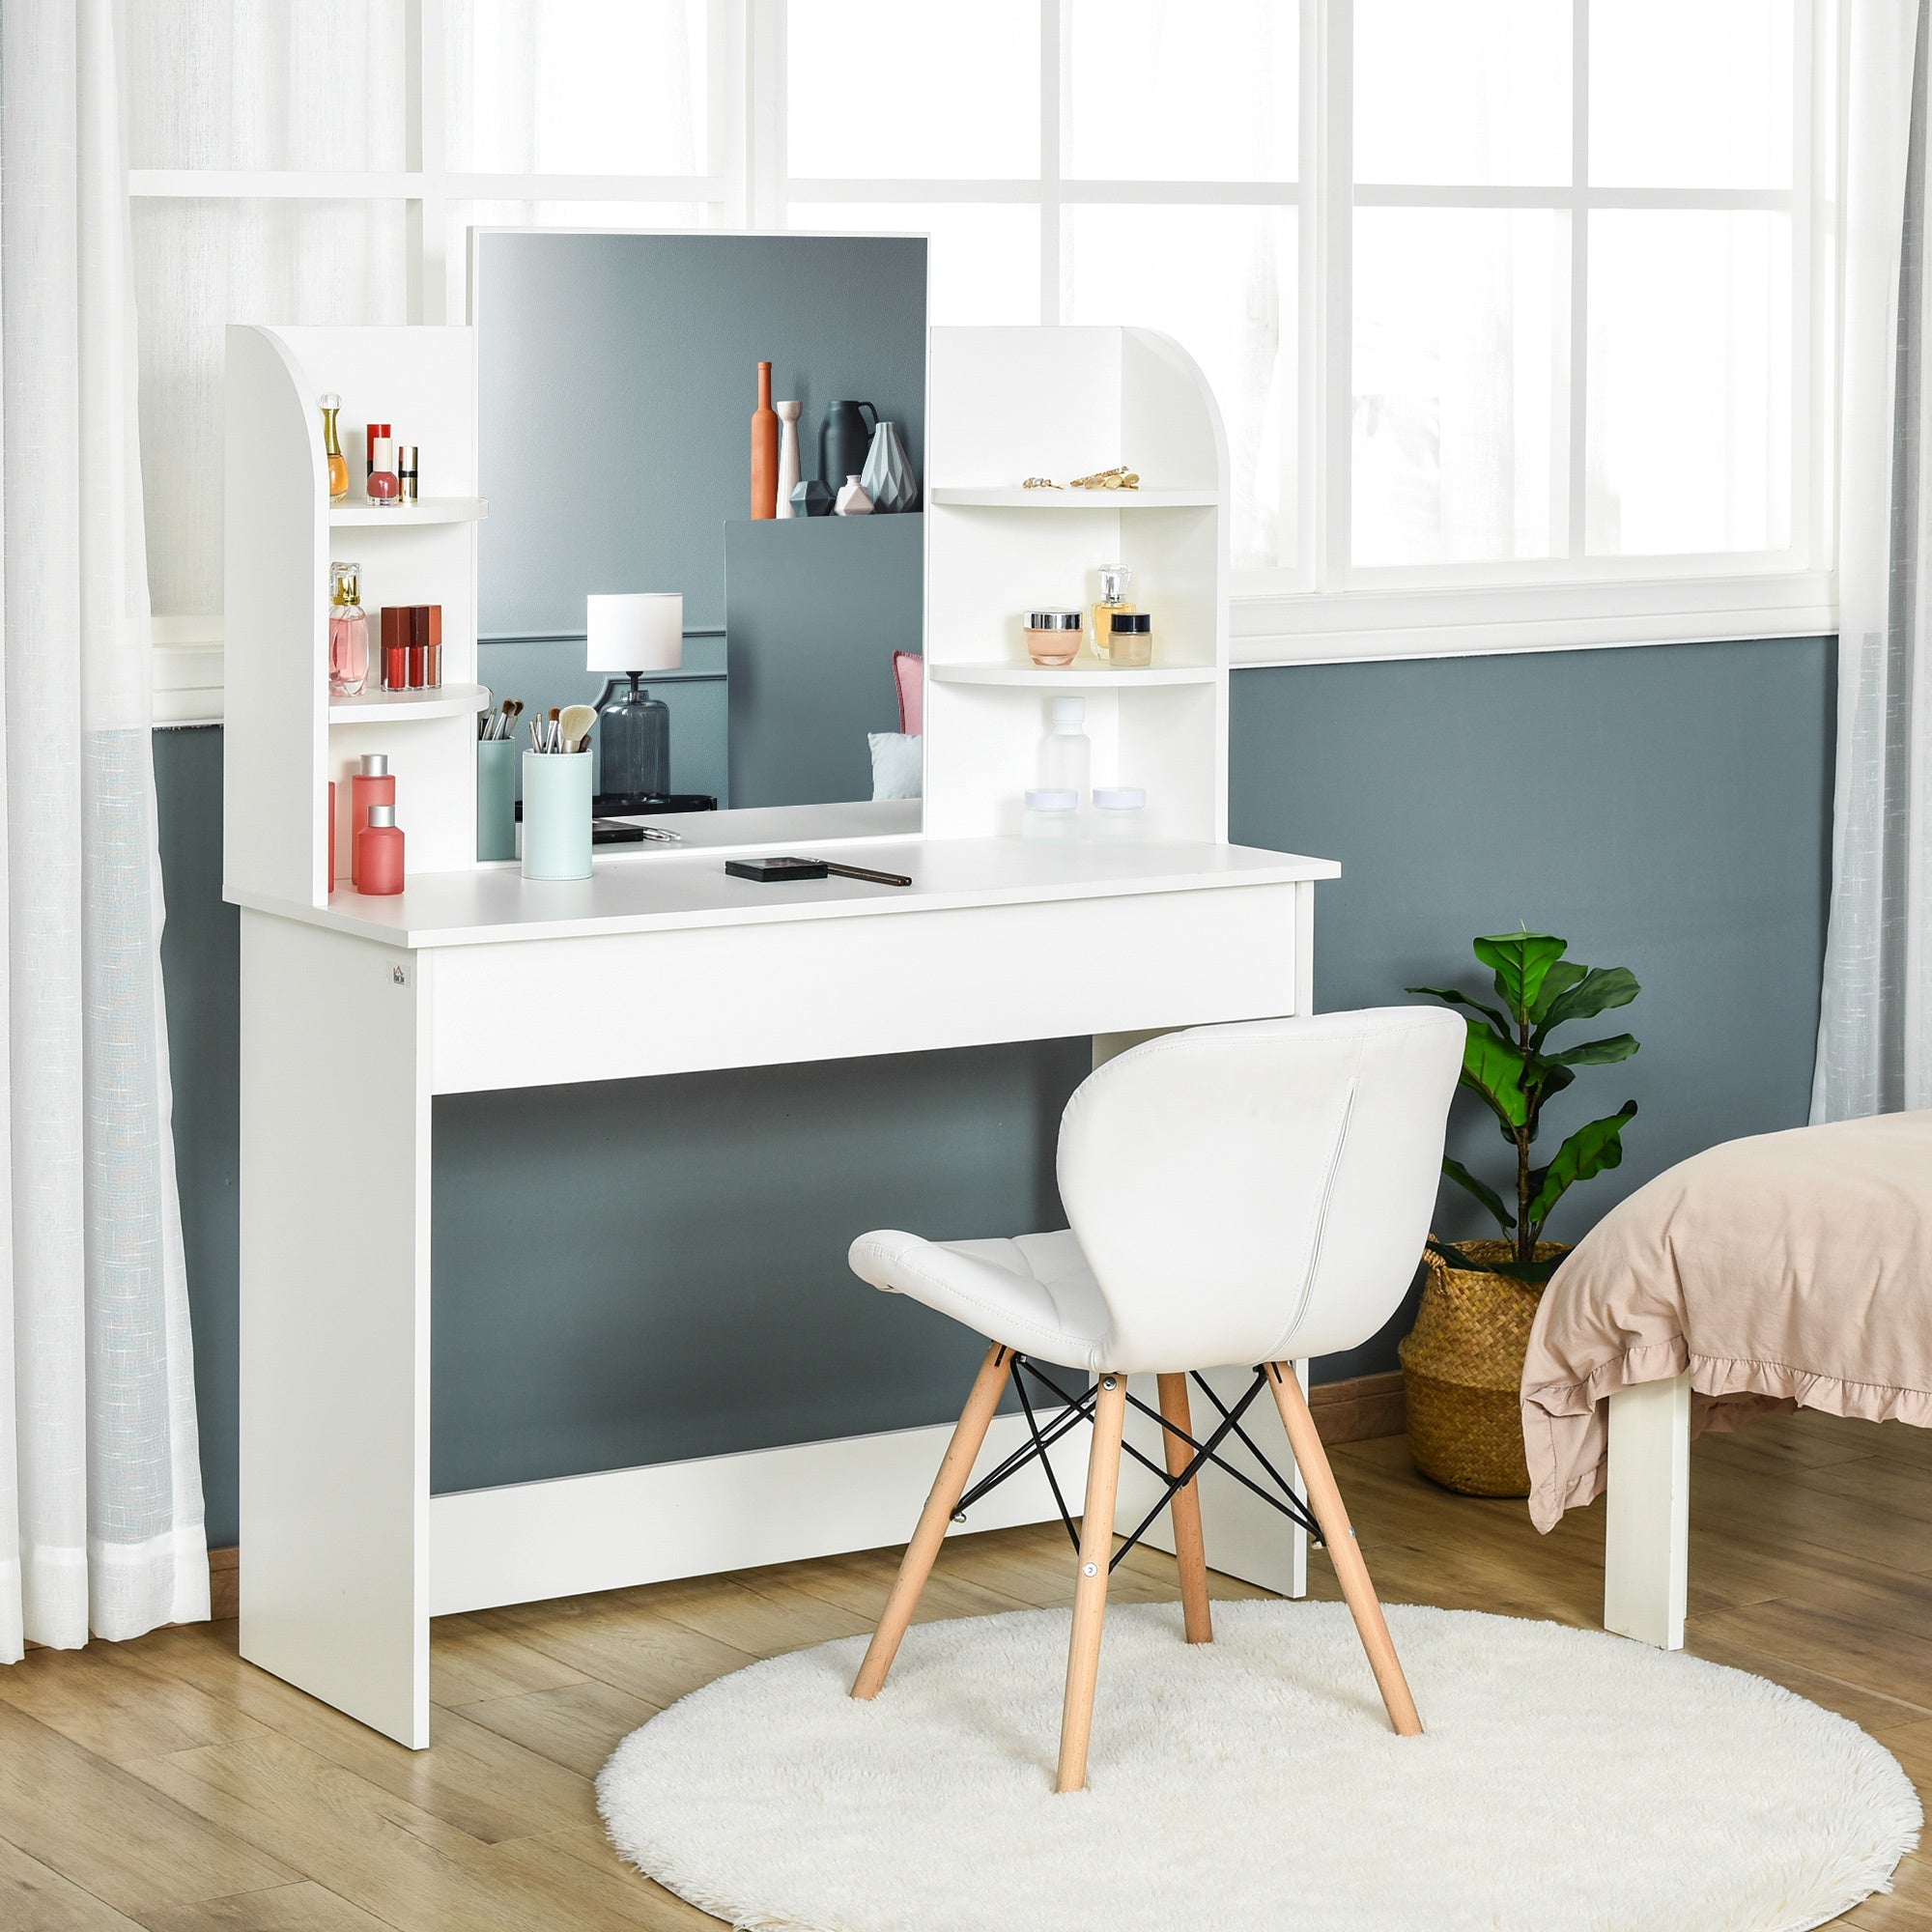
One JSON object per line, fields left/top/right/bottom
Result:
{"left": 428, "top": 883, "right": 1301, "bottom": 1092}
{"left": 240, "top": 913, "right": 434, "bottom": 1747}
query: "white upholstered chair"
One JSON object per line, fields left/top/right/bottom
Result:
{"left": 847, "top": 1008, "right": 1464, "bottom": 1791}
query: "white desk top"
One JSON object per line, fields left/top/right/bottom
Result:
{"left": 235, "top": 835, "right": 1341, "bottom": 951}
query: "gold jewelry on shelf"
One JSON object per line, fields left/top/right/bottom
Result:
{"left": 1021, "top": 475, "right": 1063, "bottom": 489}
{"left": 1070, "top": 466, "right": 1141, "bottom": 491}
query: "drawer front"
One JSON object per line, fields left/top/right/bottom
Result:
{"left": 429, "top": 884, "right": 1303, "bottom": 1093}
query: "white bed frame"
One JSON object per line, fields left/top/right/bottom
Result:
{"left": 1603, "top": 1370, "right": 1693, "bottom": 1648}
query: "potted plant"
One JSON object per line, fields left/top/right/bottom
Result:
{"left": 1399, "top": 930, "right": 1640, "bottom": 1495}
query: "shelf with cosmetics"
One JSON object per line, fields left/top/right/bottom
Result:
{"left": 327, "top": 681, "right": 489, "bottom": 725}
{"left": 922, "top": 326, "right": 1231, "bottom": 844}
{"left": 328, "top": 497, "right": 489, "bottom": 528}
{"left": 927, "top": 664, "right": 1219, "bottom": 689}
{"left": 926, "top": 486, "right": 1219, "bottom": 511}
{"left": 225, "top": 324, "right": 486, "bottom": 909}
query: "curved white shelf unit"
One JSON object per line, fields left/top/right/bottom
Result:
{"left": 330, "top": 497, "right": 487, "bottom": 527}
{"left": 928, "top": 486, "right": 1217, "bottom": 510}
{"left": 328, "top": 681, "right": 488, "bottom": 724}
{"left": 928, "top": 664, "right": 1218, "bottom": 688}
{"left": 925, "top": 327, "right": 1232, "bottom": 841}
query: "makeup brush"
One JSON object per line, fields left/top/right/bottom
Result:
{"left": 558, "top": 703, "right": 597, "bottom": 753}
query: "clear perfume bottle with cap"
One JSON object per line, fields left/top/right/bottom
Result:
{"left": 1088, "top": 564, "right": 1135, "bottom": 663}
{"left": 1038, "top": 696, "right": 1092, "bottom": 799}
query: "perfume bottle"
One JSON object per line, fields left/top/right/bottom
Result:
{"left": 355, "top": 803, "right": 405, "bottom": 895}
{"left": 350, "top": 752, "right": 394, "bottom": 891}
{"left": 328, "top": 561, "right": 369, "bottom": 696}
{"left": 1038, "top": 696, "right": 1092, "bottom": 799}
{"left": 1089, "top": 564, "right": 1135, "bottom": 664}
{"left": 320, "top": 393, "right": 348, "bottom": 504}
{"left": 367, "top": 430, "right": 400, "bottom": 506}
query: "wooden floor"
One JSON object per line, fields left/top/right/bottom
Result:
{"left": 4, "top": 1409, "right": 1932, "bottom": 1929}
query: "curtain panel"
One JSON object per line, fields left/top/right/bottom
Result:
{"left": 0, "top": 0, "right": 208, "bottom": 1658}
{"left": 1815, "top": 0, "right": 1932, "bottom": 1120}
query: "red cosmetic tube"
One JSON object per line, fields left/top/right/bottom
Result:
{"left": 407, "top": 605, "right": 426, "bottom": 688}
{"left": 381, "top": 607, "right": 410, "bottom": 691}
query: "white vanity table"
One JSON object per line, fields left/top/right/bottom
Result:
{"left": 227, "top": 317, "right": 1339, "bottom": 1747}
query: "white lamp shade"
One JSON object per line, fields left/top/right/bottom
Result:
{"left": 586, "top": 592, "right": 684, "bottom": 673}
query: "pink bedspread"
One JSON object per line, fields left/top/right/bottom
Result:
{"left": 1520, "top": 1112, "right": 1932, "bottom": 1531}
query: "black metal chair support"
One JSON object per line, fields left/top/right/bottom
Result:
{"left": 950, "top": 1356, "right": 1324, "bottom": 1568}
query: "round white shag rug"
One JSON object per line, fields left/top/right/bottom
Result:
{"left": 598, "top": 1601, "right": 1919, "bottom": 1932}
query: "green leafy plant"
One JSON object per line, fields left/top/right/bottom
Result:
{"left": 1408, "top": 931, "right": 1639, "bottom": 1275}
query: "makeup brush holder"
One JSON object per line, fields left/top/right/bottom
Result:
{"left": 521, "top": 750, "right": 592, "bottom": 881}
{"left": 476, "top": 739, "right": 517, "bottom": 862}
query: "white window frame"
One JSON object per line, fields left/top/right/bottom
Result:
{"left": 131, "top": 0, "right": 1838, "bottom": 724}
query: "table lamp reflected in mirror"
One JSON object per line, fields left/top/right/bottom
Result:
{"left": 587, "top": 592, "right": 682, "bottom": 805}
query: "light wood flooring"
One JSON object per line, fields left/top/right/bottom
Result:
{"left": 4, "top": 1409, "right": 1932, "bottom": 1929}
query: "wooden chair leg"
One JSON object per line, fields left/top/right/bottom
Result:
{"left": 1264, "top": 1360, "right": 1422, "bottom": 1736}
{"left": 1057, "top": 1372, "right": 1128, "bottom": 1793}
{"left": 1157, "top": 1373, "right": 1212, "bottom": 1643}
{"left": 851, "top": 1344, "right": 1013, "bottom": 1700}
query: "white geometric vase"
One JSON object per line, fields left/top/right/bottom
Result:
{"left": 775, "top": 401, "right": 802, "bottom": 520}
{"left": 834, "top": 474, "right": 873, "bottom": 517}
{"left": 859, "top": 420, "right": 918, "bottom": 514}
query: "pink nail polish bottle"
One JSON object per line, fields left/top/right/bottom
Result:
{"left": 355, "top": 803, "right": 405, "bottom": 895}
{"left": 367, "top": 428, "right": 400, "bottom": 507}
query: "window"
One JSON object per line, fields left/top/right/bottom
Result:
{"left": 129, "top": 0, "right": 1833, "bottom": 718}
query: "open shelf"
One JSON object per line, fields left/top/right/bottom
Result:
{"left": 329, "top": 497, "right": 488, "bottom": 527}
{"left": 328, "top": 681, "right": 487, "bottom": 724}
{"left": 929, "top": 664, "right": 1219, "bottom": 689}
{"left": 927, "top": 487, "right": 1218, "bottom": 510}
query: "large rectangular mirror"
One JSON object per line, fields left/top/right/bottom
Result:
{"left": 472, "top": 230, "right": 928, "bottom": 828}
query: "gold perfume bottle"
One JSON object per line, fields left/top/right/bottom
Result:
{"left": 1089, "top": 564, "right": 1135, "bottom": 663}
{"left": 320, "top": 393, "right": 348, "bottom": 504}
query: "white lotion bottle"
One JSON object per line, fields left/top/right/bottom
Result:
{"left": 1038, "top": 696, "right": 1092, "bottom": 804}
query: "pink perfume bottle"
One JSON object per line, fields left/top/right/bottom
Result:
{"left": 328, "top": 560, "right": 368, "bottom": 696}
{"left": 367, "top": 430, "right": 400, "bottom": 506}
{"left": 355, "top": 802, "right": 405, "bottom": 895}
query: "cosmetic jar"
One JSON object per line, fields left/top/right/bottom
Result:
{"left": 1022, "top": 788, "right": 1081, "bottom": 841}
{"left": 1023, "top": 609, "right": 1083, "bottom": 668}
{"left": 1108, "top": 611, "right": 1153, "bottom": 668}
{"left": 1092, "top": 785, "right": 1148, "bottom": 840}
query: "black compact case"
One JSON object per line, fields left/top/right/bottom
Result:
{"left": 724, "top": 856, "right": 831, "bottom": 883}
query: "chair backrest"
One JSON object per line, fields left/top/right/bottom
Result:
{"left": 1056, "top": 1008, "right": 1463, "bottom": 1374}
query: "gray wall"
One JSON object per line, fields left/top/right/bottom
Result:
{"left": 1229, "top": 637, "right": 1835, "bottom": 1378}
{"left": 476, "top": 231, "right": 928, "bottom": 638}
{"left": 725, "top": 514, "right": 922, "bottom": 807}
{"left": 156, "top": 635, "right": 1833, "bottom": 1545}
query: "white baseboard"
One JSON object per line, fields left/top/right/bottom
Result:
{"left": 426, "top": 1408, "right": 1090, "bottom": 1619}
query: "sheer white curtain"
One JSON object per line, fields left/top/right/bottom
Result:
{"left": 0, "top": 0, "right": 208, "bottom": 1657}
{"left": 1814, "top": 0, "right": 1932, "bottom": 1119}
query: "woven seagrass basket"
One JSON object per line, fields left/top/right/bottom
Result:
{"left": 1399, "top": 1238, "right": 1569, "bottom": 1498}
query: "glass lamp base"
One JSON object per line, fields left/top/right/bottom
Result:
{"left": 596, "top": 675, "right": 670, "bottom": 800}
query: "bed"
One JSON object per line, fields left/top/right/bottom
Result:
{"left": 1519, "top": 1112, "right": 1932, "bottom": 1647}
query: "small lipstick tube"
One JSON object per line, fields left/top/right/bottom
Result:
{"left": 381, "top": 607, "right": 410, "bottom": 692}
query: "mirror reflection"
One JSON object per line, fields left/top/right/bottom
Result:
{"left": 473, "top": 231, "right": 928, "bottom": 824}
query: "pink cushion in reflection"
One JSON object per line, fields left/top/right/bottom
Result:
{"left": 894, "top": 650, "right": 923, "bottom": 736}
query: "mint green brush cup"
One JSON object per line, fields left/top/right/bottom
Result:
{"left": 521, "top": 749, "right": 592, "bottom": 880}
{"left": 477, "top": 738, "right": 517, "bottom": 862}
